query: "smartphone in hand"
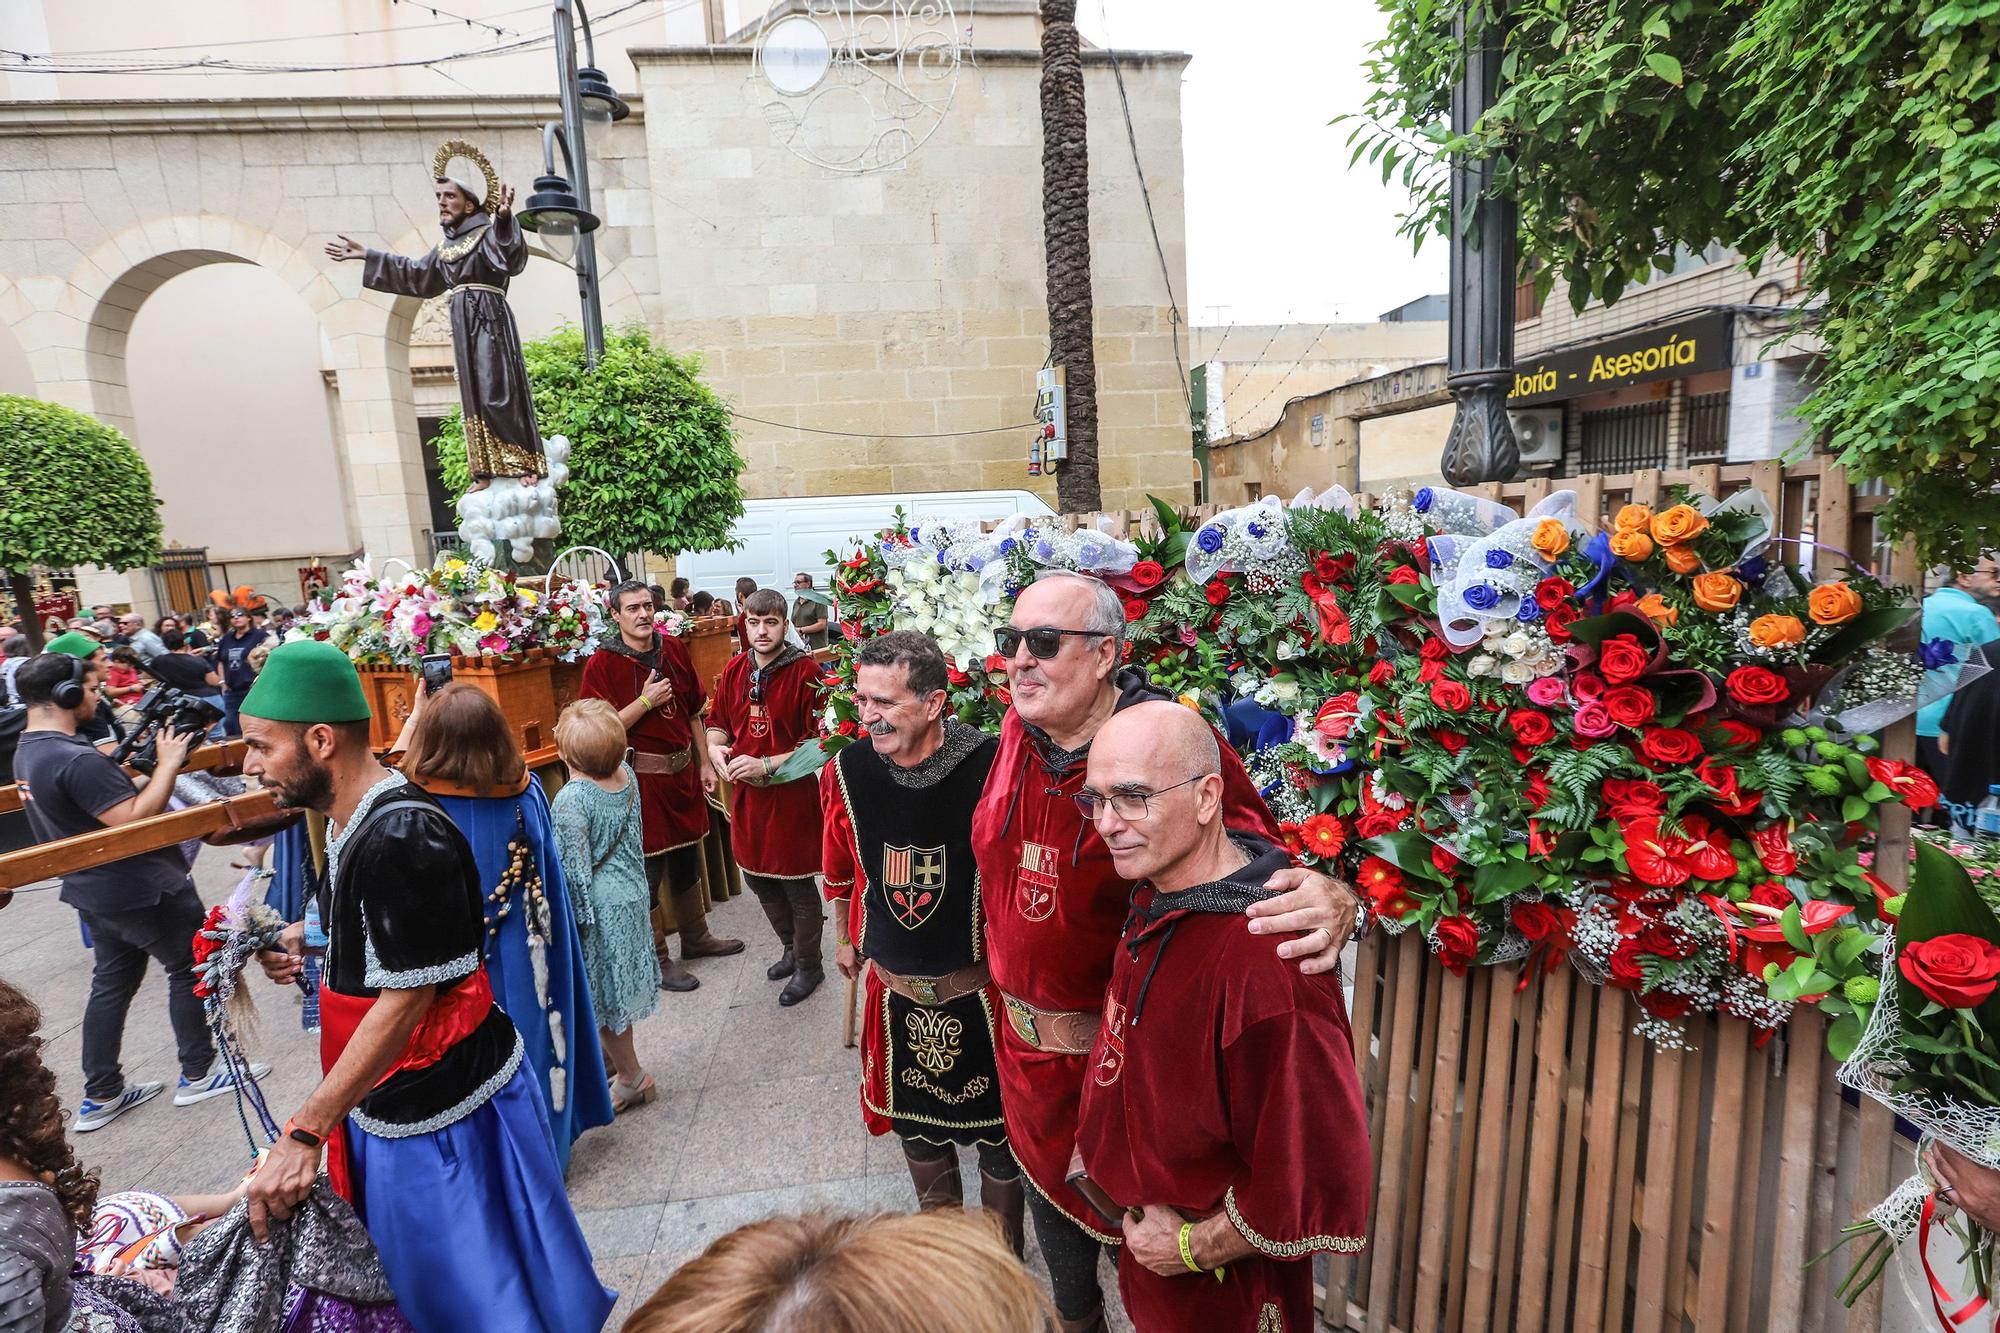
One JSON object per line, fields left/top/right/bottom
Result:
{"left": 420, "top": 653, "right": 455, "bottom": 695}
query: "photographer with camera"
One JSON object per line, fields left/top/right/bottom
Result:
{"left": 12, "top": 652, "right": 263, "bottom": 1132}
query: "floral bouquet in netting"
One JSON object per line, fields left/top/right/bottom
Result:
{"left": 1827, "top": 841, "right": 2000, "bottom": 1319}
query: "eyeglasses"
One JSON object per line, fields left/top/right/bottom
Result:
{"left": 995, "top": 626, "right": 1106, "bottom": 661}
{"left": 1073, "top": 775, "right": 1203, "bottom": 822}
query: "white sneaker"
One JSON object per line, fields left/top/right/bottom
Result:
{"left": 173, "top": 1059, "right": 274, "bottom": 1106}
{"left": 76, "top": 1082, "right": 164, "bottom": 1132}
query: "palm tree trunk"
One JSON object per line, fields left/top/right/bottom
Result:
{"left": 1040, "top": 0, "right": 1101, "bottom": 513}
{"left": 7, "top": 570, "right": 42, "bottom": 653}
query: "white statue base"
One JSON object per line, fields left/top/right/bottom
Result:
{"left": 457, "top": 434, "right": 570, "bottom": 567}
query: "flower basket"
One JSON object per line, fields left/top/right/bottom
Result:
{"left": 358, "top": 648, "right": 571, "bottom": 763}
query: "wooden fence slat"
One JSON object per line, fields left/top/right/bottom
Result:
{"left": 1814, "top": 459, "right": 1852, "bottom": 581}
{"left": 1728, "top": 1037, "right": 1772, "bottom": 1331}
{"left": 1572, "top": 984, "right": 1629, "bottom": 1333}
{"left": 1630, "top": 1045, "right": 1683, "bottom": 1333}
{"left": 1492, "top": 972, "right": 1539, "bottom": 1333}
{"left": 1461, "top": 974, "right": 1518, "bottom": 1331}
{"left": 1600, "top": 1027, "right": 1646, "bottom": 1333}
{"left": 1443, "top": 970, "right": 1494, "bottom": 1333}
{"left": 1395, "top": 963, "right": 1447, "bottom": 1329}
{"left": 1847, "top": 1099, "right": 1897, "bottom": 1333}
{"left": 1412, "top": 967, "right": 1469, "bottom": 1333}
{"left": 1801, "top": 1070, "right": 1844, "bottom": 1331}
{"left": 1693, "top": 1020, "right": 1749, "bottom": 1332}
{"left": 1366, "top": 940, "right": 1425, "bottom": 1333}
{"left": 1337, "top": 932, "right": 1387, "bottom": 1317}
{"left": 1515, "top": 966, "right": 1577, "bottom": 1333}
{"left": 1630, "top": 468, "right": 1664, "bottom": 509}
{"left": 1547, "top": 975, "right": 1597, "bottom": 1333}
{"left": 1768, "top": 1015, "right": 1825, "bottom": 1323}
{"left": 1663, "top": 1025, "right": 1704, "bottom": 1325}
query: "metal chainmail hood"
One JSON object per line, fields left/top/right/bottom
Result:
{"left": 883, "top": 716, "right": 988, "bottom": 789}
{"left": 1022, "top": 666, "right": 1175, "bottom": 778}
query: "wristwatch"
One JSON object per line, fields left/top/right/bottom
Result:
{"left": 1351, "top": 893, "right": 1373, "bottom": 944}
{"left": 282, "top": 1116, "right": 327, "bottom": 1150}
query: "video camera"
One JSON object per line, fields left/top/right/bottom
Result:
{"left": 112, "top": 678, "right": 222, "bottom": 774}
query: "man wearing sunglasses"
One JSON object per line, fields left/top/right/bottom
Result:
{"left": 707, "top": 588, "right": 829, "bottom": 1006}
{"left": 970, "top": 571, "right": 1362, "bottom": 1332}
{"left": 1073, "top": 700, "right": 1368, "bottom": 1332}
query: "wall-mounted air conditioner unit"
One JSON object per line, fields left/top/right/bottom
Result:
{"left": 1507, "top": 409, "right": 1565, "bottom": 467}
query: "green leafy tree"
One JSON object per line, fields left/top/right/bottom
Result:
{"left": 436, "top": 324, "right": 746, "bottom": 561}
{"left": 1350, "top": 0, "right": 2000, "bottom": 566}
{"left": 0, "top": 395, "right": 163, "bottom": 651}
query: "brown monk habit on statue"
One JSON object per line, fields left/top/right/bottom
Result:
{"left": 324, "top": 143, "right": 546, "bottom": 491}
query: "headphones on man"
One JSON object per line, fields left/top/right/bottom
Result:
{"left": 50, "top": 655, "right": 89, "bottom": 711}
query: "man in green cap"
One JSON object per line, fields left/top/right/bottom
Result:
{"left": 242, "top": 640, "right": 612, "bottom": 1333}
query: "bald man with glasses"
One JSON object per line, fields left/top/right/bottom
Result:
{"left": 969, "top": 571, "right": 1364, "bottom": 1331}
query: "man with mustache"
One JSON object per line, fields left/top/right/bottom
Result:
{"left": 820, "top": 630, "right": 1024, "bottom": 1252}
{"left": 972, "top": 571, "right": 1363, "bottom": 1331}
{"left": 242, "top": 640, "right": 611, "bottom": 1332}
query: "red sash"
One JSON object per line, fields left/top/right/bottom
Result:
{"left": 317, "top": 967, "right": 496, "bottom": 1200}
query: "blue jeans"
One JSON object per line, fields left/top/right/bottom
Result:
{"left": 221, "top": 689, "right": 249, "bottom": 738}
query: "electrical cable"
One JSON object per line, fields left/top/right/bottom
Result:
{"left": 1095, "top": 0, "right": 1192, "bottom": 421}
{"left": 18, "top": 1, "right": 554, "bottom": 58}
{"left": 729, "top": 411, "right": 1037, "bottom": 440}
{"left": 1229, "top": 319, "right": 1338, "bottom": 436}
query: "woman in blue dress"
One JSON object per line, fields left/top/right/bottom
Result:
{"left": 394, "top": 683, "right": 613, "bottom": 1169}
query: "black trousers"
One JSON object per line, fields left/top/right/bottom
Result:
{"left": 77, "top": 882, "right": 215, "bottom": 1101}
{"left": 742, "top": 872, "right": 824, "bottom": 971}
{"left": 643, "top": 843, "right": 704, "bottom": 898}
{"left": 1023, "top": 1180, "right": 1114, "bottom": 1320}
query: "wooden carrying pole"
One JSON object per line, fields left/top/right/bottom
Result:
{"left": 0, "top": 740, "right": 248, "bottom": 816}
{"left": 0, "top": 789, "right": 285, "bottom": 890}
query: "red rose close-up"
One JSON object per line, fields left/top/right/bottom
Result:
{"left": 1601, "top": 685, "right": 1658, "bottom": 729}
{"left": 1708, "top": 718, "right": 1764, "bottom": 749}
{"left": 1386, "top": 564, "right": 1422, "bottom": 586}
{"left": 1603, "top": 778, "right": 1666, "bottom": 815}
{"left": 1639, "top": 990, "right": 1693, "bottom": 1021}
{"left": 1597, "top": 634, "right": 1650, "bottom": 684}
{"left": 1606, "top": 941, "right": 1647, "bottom": 990}
{"left": 1434, "top": 729, "right": 1468, "bottom": 756}
{"left": 1314, "top": 552, "right": 1355, "bottom": 585}
{"left": 1725, "top": 665, "right": 1790, "bottom": 708}
{"left": 1534, "top": 576, "right": 1576, "bottom": 611}
{"left": 1512, "top": 900, "right": 1567, "bottom": 944}
{"left": 1129, "top": 559, "right": 1164, "bottom": 588}
{"left": 1433, "top": 915, "right": 1481, "bottom": 974}
{"left": 1122, "top": 597, "right": 1148, "bottom": 623}
{"left": 1697, "top": 757, "right": 1741, "bottom": 806}
{"left": 1431, "top": 679, "right": 1472, "bottom": 712}
{"left": 947, "top": 666, "right": 970, "bottom": 687}
{"left": 1204, "top": 579, "right": 1230, "bottom": 606}
{"left": 1543, "top": 602, "right": 1582, "bottom": 640}
{"left": 1369, "top": 659, "right": 1396, "bottom": 686}
{"left": 1432, "top": 844, "right": 1461, "bottom": 875}
{"left": 1748, "top": 881, "right": 1793, "bottom": 912}
{"left": 1525, "top": 771, "right": 1551, "bottom": 810}
{"left": 1635, "top": 921, "right": 1697, "bottom": 961}
{"left": 1897, "top": 934, "right": 2000, "bottom": 1010}
{"left": 1420, "top": 638, "right": 1450, "bottom": 662}
{"left": 1605, "top": 589, "right": 1639, "bottom": 614}
{"left": 1508, "top": 710, "right": 1556, "bottom": 746}
{"left": 1638, "top": 726, "right": 1702, "bottom": 767}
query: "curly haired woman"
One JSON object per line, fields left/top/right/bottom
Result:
{"left": 0, "top": 976, "right": 102, "bottom": 1330}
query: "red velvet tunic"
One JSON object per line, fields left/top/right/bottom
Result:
{"left": 579, "top": 638, "right": 708, "bottom": 853}
{"left": 970, "top": 689, "right": 1282, "bottom": 1239}
{"left": 1077, "top": 884, "right": 1370, "bottom": 1332}
{"left": 708, "top": 651, "right": 825, "bottom": 878}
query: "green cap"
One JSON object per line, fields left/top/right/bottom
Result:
{"left": 239, "top": 639, "right": 372, "bottom": 724}
{"left": 44, "top": 631, "right": 101, "bottom": 659}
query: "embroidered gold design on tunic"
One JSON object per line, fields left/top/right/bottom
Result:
{"left": 905, "top": 1007, "right": 963, "bottom": 1075}
{"left": 463, "top": 412, "right": 545, "bottom": 480}
{"left": 1223, "top": 1186, "right": 1367, "bottom": 1257}
{"left": 1257, "top": 1304, "right": 1285, "bottom": 1333}
{"left": 898, "top": 1068, "right": 991, "bottom": 1105}
{"left": 436, "top": 223, "right": 490, "bottom": 263}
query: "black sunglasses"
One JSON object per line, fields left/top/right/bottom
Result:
{"left": 995, "top": 626, "right": 1107, "bottom": 661}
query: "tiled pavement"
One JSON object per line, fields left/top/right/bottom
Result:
{"left": 3, "top": 846, "right": 1133, "bottom": 1329}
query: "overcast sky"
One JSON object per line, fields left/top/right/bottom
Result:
{"left": 1073, "top": 0, "right": 1446, "bottom": 329}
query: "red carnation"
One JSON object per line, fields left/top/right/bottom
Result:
{"left": 1509, "top": 710, "right": 1555, "bottom": 746}
{"left": 1597, "top": 634, "right": 1650, "bottom": 684}
{"left": 1433, "top": 915, "right": 1481, "bottom": 974}
{"left": 1866, "top": 757, "right": 1940, "bottom": 810}
{"left": 1130, "top": 559, "right": 1165, "bottom": 589}
{"left": 1386, "top": 565, "right": 1421, "bottom": 586}
{"left": 1204, "top": 580, "right": 1230, "bottom": 607}
{"left": 1603, "top": 778, "right": 1666, "bottom": 816}
{"left": 1750, "top": 823, "right": 1798, "bottom": 876}
{"left": 1534, "top": 576, "right": 1576, "bottom": 611}
{"left": 1430, "top": 679, "right": 1472, "bottom": 712}
{"left": 1602, "top": 685, "right": 1658, "bottom": 729}
{"left": 1898, "top": 935, "right": 2000, "bottom": 1009}
{"left": 1725, "top": 665, "right": 1790, "bottom": 708}
{"left": 1638, "top": 726, "right": 1702, "bottom": 767}
{"left": 1122, "top": 597, "right": 1148, "bottom": 623}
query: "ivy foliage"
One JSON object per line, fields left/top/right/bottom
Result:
{"left": 0, "top": 394, "right": 163, "bottom": 573}
{"left": 1350, "top": 0, "right": 2000, "bottom": 567}
{"left": 436, "top": 324, "right": 746, "bottom": 559}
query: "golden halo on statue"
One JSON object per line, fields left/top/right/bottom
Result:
{"left": 431, "top": 138, "right": 501, "bottom": 211}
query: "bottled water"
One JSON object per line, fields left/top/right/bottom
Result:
{"left": 1976, "top": 785, "right": 2000, "bottom": 852}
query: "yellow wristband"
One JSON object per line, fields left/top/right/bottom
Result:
{"left": 1179, "top": 1221, "right": 1202, "bottom": 1273}
{"left": 637, "top": 695, "right": 653, "bottom": 711}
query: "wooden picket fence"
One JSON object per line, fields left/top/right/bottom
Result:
{"left": 1046, "top": 456, "right": 1924, "bottom": 1331}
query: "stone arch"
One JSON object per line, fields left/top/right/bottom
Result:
{"left": 4, "top": 215, "right": 434, "bottom": 566}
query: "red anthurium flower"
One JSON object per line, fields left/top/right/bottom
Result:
{"left": 1622, "top": 818, "right": 1692, "bottom": 888}
{"left": 1865, "top": 757, "right": 1940, "bottom": 810}
{"left": 1738, "top": 899, "right": 1853, "bottom": 943}
{"left": 1749, "top": 823, "right": 1798, "bottom": 876}
{"left": 1863, "top": 870, "right": 1899, "bottom": 922}
{"left": 1315, "top": 692, "right": 1363, "bottom": 741}
{"left": 1677, "top": 815, "right": 1739, "bottom": 883}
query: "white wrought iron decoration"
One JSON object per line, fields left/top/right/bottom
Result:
{"left": 752, "top": 0, "right": 961, "bottom": 174}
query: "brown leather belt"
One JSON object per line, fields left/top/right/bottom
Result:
{"left": 871, "top": 960, "right": 990, "bottom": 1007}
{"left": 999, "top": 991, "right": 1100, "bottom": 1055}
{"left": 631, "top": 746, "right": 694, "bottom": 775}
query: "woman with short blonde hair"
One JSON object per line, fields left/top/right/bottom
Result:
{"left": 623, "top": 1210, "right": 1051, "bottom": 1333}
{"left": 551, "top": 698, "right": 662, "bottom": 1111}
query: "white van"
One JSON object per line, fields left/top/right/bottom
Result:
{"left": 674, "top": 489, "right": 1057, "bottom": 602}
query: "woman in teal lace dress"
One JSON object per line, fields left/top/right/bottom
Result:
{"left": 551, "top": 700, "right": 663, "bottom": 1112}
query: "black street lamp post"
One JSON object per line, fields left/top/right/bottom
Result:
{"left": 1439, "top": 0, "right": 1520, "bottom": 487}
{"left": 516, "top": 0, "right": 627, "bottom": 370}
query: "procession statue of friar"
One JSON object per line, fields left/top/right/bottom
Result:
{"left": 325, "top": 140, "right": 569, "bottom": 568}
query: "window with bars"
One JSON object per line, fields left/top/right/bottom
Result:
{"left": 1579, "top": 401, "right": 1670, "bottom": 473}
{"left": 1685, "top": 391, "right": 1731, "bottom": 464}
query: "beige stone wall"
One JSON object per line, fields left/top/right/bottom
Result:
{"left": 1206, "top": 388, "right": 1453, "bottom": 505}
{"left": 633, "top": 47, "right": 1195, "bottom": 513}
{"left": 1193, "top": 319, "right": 1446, "bottom": 441}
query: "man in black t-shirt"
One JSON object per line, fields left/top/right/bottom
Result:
{"left": 217, "top": 608, "right": 268, "bottom": 738}
{"left": 11, "top": 654, "right": 269, "bottom": 1131}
